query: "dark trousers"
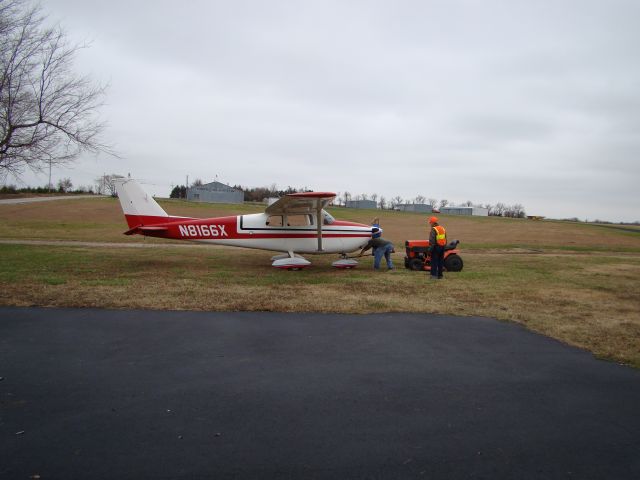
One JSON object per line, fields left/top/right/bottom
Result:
{"left": 430, "top": 245, "right": 445, "bottom": 278}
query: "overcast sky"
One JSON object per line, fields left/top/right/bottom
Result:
{"left": 15, "top": 0, "right": 640, "bottom": 221}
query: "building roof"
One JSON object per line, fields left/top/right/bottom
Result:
{"left": 192, "top": 181, "right": 239, "bottom": 192}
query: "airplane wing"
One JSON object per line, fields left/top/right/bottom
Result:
{"left": 265, "top": 192, "right": 336, "bottom": 251}
{"left": 265, "top": 192, "right": 336, "bottom": 215}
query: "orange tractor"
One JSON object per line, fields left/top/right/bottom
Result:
{"left": 404, "top": 239, "right": 464, "bottom": 272}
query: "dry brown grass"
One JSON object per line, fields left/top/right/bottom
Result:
{"left": 1, "top": 243, "right": 639, "bottom": 367}
{"left": 359, "top": 209, "right": 640, "bottom": 251}
{"left": 1, "top": 197, "right": 639, "bottom": 367}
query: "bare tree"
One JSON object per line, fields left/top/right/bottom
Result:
{"left": 439, "top": 199, "right": 449, "bottom": 209}
{"left": 100, "top": 173, "right": 123, "bottom": 197}
{"left": 94, "top": 175, "right": 104, "bottom": 195}
{"left": 484, "top": 203, "right": 494, "bottom": 215}
{"left": 56, "top": 176, "right": 72, "bottom": 192}
{"left": 391, "top": 196, "right": 403, "bottom": 209}
{"left": 0, "top": 0, "right": 111, "bottom": 179}
{"left": 378, "top": 195, "right": 386, "bottom": 210}
{"left": 464, "top": 200, "right": 474, "bottom": 207}
{"left": 192, "top": 178, "right": 203, "bottom": 186}
{"left": 343, "top": 191, "right": 350, "bottom": 205}
{"left": 494, "top": 202, "right": 506, "bottom": 216}
{"left": 414, "top": 195, "right": 425, "bottom": 204}
{"left": 427, "top": 197, "right": 438, "bottom": 208}
{"left": 512, "top": 203, "right": 525, "bottom": 218}
{"left": 370, "top": 192, "right": 378, "bottom": 204}
{"left": 503, "top": 204, "right": 523, "bottom": 218}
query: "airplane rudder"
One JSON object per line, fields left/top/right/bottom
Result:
{"left": 114, "top": 178, "right": 168, "bottom": 218}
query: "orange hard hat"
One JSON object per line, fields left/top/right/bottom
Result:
{"left": 428, "top": 216, "right": 438, "bottom": 224}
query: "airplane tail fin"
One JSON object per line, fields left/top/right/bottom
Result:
{"left": 114, "top": 178, "right": 169, "bottom": 228}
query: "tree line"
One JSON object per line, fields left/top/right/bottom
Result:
{"left": 1, "top": 173, "right": 123, "bottom": 196}
{"left": 1, "top": 173, "right": 527, "bottom": 219}
{"left": 1, "top": 177, "right": 90, "bottom": 194}
{"left": 169, "top": 179, "right": 311, "bottom": 202}
{"left": 169, "top": 180, "right": 527, "bottom": 217}
{"left": 333, "top": 192, "right": 526, "bottom": 218}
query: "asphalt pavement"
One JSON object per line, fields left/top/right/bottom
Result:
{"left": 1, "top": 307, "right": 639, "bottom": 479}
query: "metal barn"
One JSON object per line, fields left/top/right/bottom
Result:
{"left": 396, "top": 204, "right": 433, "bottom": 213}
{"left": 345, "top": 200, "right": 377, "bottom": 209}
{"left": 440, "top": 206, "right": 489, "bottom": 216}
{"left": 186, "top": 181, "right": 244, "bottom": 204}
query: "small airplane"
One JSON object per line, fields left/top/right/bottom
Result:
{"left": 114, "top": 178, "right": 374, "bottom": 269}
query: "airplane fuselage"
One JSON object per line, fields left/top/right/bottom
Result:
{"left": 125, "top": 212, "right": 372, "bottom": 254}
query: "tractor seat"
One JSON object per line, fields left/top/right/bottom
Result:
{"left": 445, "top": 239, "right": 459, "bottom": 250}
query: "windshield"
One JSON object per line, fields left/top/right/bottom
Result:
{"left": 322, "top": 210, "right": 335, "bottom": 225}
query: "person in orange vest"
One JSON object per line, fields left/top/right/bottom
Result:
{"left": 428, "top": 216, "right": 447, "bottom": 280}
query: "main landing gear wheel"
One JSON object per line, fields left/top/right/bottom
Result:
{"left": 272, "top": 253, "right": 311, "bottom": 270}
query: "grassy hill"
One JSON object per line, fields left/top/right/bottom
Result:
{"left": 1, "top": 196, "right": 638, "bottom": 251}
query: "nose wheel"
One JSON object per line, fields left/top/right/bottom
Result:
{"left": 332, "top": 254, "right": 358, "bottom": 269}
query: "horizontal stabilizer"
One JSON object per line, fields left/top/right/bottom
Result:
{"left": 124, "top": 225, "right": 169, "bottom": 236}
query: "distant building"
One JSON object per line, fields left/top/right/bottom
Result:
{"left": 397, "top": 203, "right": 433, "bottom": 213}
{"left": 345, "top": 199, "right": 377, "bottom": 209}
{"left": 186, "top": 181, "right": 244, "bottom": 203}
{"left": 440, "top": 206, "right": 489, "bottom": 216}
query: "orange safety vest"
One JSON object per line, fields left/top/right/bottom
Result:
{"left": 433, "top": 225, "right": 446, "bottom": 246}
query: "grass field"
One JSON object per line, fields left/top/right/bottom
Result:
{"left": 1, "top": 196, "right": 639, "bottom": 367}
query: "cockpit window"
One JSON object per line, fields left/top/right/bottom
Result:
{"left": 266, "top": 215, "right": 283, "bottom": 227}
{"left": 286, "top": 214, "right": 312, "bottom": 226}
{"left": 322, "top": 210, "right": 335, "bottom": 225}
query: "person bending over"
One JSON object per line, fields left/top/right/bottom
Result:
{"left": 358, "top": 227, "right": 395, "bottom": 270}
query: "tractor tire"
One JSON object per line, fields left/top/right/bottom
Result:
{"left": 444, "top": 254, "right": 463, "bottom": 272}
{"left": 409, "top": 258, "right": 425, "bottom": 271}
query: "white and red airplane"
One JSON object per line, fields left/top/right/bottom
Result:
{"left": 114, "top": 178, "right": 374, "bottom": 269}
